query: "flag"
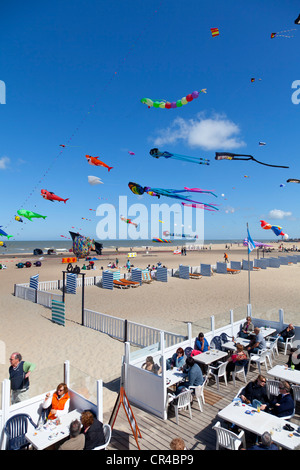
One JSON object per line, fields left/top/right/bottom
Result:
{"left": 247, "top": 227, "right": 256, "bottom": 253}
{"left": 210, "top": 28, "right": 219, "bottom": 37}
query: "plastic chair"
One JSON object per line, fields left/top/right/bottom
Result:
{"left": 208, "top": 361, "right": 228, "bottom": 391}
{"left": 210, "top": 336, "right": 222, "bottom": 351}
{"left": 249, "top": 349, "right": 272, "bottom": 374}
{"left": 284, "top": 335, "right": 295, "bottom": 355}
{"left": 189, "top": 376, "right": 208, "bottom": 412}
{"left": 4, "top": 413, "right": 37, "bottom": 450}
{"left": 291, "top": 384, "right": 300, "bottom": 409}
{"left": 168, "top": 389, "right": 193, "bottom": 425}
{"left": 266, "top": 379, "right": 281, "bottom": 400}
{"left": 212, "top": 421, "right": 246, "bottom": 450}
{"left": 232, "top": 362, "right": 248, "bottom": 386}
{"left": 266, "top": 336, "right": 279, "bottom": 358}
{"left": 92, "top": 424, "right": 112, "bottom": 450}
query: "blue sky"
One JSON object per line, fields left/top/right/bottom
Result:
{"left": 1, "top": 0, "right": 300, "bottom": 242}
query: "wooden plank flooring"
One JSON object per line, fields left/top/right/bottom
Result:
{"left": 104, "top": 349, "right": 300, "bottom": 451}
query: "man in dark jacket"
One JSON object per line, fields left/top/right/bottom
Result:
{"left": 261, "top": 381, "right": 295, "bottom": 418}
{"left": 239, "top": 375, "right": 268, "bottom": 405}
{"left": 80, "top": 411, "right": 105, "bottom": 450}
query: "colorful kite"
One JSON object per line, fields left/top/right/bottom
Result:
{"left": 215, "top": 152, "right": 289, "bottom": 169}
{"left": 128, "top": 151, "right": 135, "bottom": 155}
{"left": 0, "top": 227, "right": 13, "bottom": 239}
{"left": 141, "top": 89, "right": 206, "bottom": 109}
{"left": 85, "top": 155, "right": 113, "bottom": 172}
{"left": 41, "top": 189, "right": 69, "bottom": 203}
{"left": 17, "top": 210, "right": 47, "bottom": 222}
{"left": 287, "top": 178, "right": 300, "bottom": 183}
{"left": 271, "top": 29, "right": 296, "bottom": 38}
{"left": 15, "top": 215, "right": 23, "bottom": 223}
{"left": 128, "top": 182, "right": 218, "bottom": 211}
{"left": 88, "top": 175, "right": 103, "bottom": 185}
{"left": 69, "top": 231, "right": 103, "bottom": 258}
{"left": 0, "top": 241, "right": 7, "bottom": 247}
{"left": 152, "top": 238, "right": 172, "bottom": 243}
{"left": 260, "top": 220, "right": 288, "bottom": 238}
{"left": 243, "top": 239, "right": 273, "bottom": 248}
{"left": 120, "top": 216, "right": 138, "bottom": 228}
{"left": 210, "top": 27, "right": 219, "bottom": 37}
{"left": 251, "top": 78, "right": 262, "bottom": 82}
{"left": 150, "top": 148, "right": 210, "bottom": 165}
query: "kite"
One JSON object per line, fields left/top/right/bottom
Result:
{"left": 243, "top": 239, "right": 273, "bottom": 248}
{"left": 150, "top": 148, "right": 210, "bottom": 165}
{"left": 271, "top": 29, "right": 296, "bottom": 38}
{"left": 85, "top": 155, "right": 113, "bottom": 172}
{"left": 0, "top": 227, "right": 13, "bottom": 239}
{"left": 215, "top": 152, "right": 289, "bottom": 169}
{"left": 41, "top": 189, "right": 69, "bottom": 203}
{"left": 260, "top": 220, "right": 288, "bottom": 238}
{"left": 88, "top": 175, "right": 103, "bottom": 185}
{"left": 280, "top": 184, "right": 285, "bottom": 188}
{"left": 295, "top": 14, "right": 300, "bottom": 25}
{"left": 128, "top": 182, "right": 219, "bottom": 211}
{"left": 163, "top": 230, "right": 198, "bottom": 239}
{"left": 287, "top": 178, "right": 300, "bottom": 183}
{"left": 69, "top": 231, "right": 103, "bottom": 258}
{"left": 0, "top": 241, "right": 7, "bottom": 247}
{"left": 251, "top": 78, "right": 262, "bottom": 82}
{"left": 60, "top": 144, "right": 80, "bottom": 148}
{"left": 17, "top": 210, "right": 47, "bottom": 222}
{"left": 210, "top": 27, "right": 219, "bottom": 37}
{"left": 128, "top": 151, "right": 135, "bottom": 155}
{"left": 152, "top": 238, "right": 172, "bottom": 243}
{"left": 141, "top": 89, "right": 206, "bottom": 109}
{"left": 259, "top": 142, "right": 266, "bottom": 146}
{"left": 15, "top": 215, "right": 23, "bottom": 222}
{"left": 120, "top": 216, "right": 138, "bottom": 228}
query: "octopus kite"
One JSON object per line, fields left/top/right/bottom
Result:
{"left": 141, "top": 89, "right": 206, "bottom": 109}
{"left": 128, "top": 182, "right": 218, "bottom": 211}
{"left": 150, "top": 148, "right": 209, "bottom": 165}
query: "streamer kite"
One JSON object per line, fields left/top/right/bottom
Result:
{"left": 152, "top": 238, "right": 172, "bottom": 243}
{"left": 150, "top": 148, "right": 210, "bottom": 165}
{"left": 271, "top": 29, "right": 296, "bottom": 38}
{"left": 120, "top": 216, "right": 138, "bottom": 228}
{"left": 128, "top": 182, "right": 218, "bottom": 211}
{"left": 260, "top": 220, "right": 288, "bottom": 238}
{"left": 215, "top": 152, "right": 289, "bottom": 169}
{"left": 141, "top": 89, "right": 206, "bottom": 109}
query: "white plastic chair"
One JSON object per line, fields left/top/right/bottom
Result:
{"left": 291, "top": 384, "right": 300, "bottom": 409}
{"left": 266, "top": 379, "right": 280, "bottom": 400}
{"left": 208, "top": 361, "right": 228, "bottom": 391}
{"left": 232, "top": 363, "right": 248, "bottom": 386}
{"left": 189, "top": 376, "right": 208, "bottom": 412}
{"left": 265, "top": 336, "right": 279, "bottom": 358}
{"left": 168, "top": 389, "right": 193, "bottom": 425}
{"left": 249, "top": 349, "right": 272, "bottom": 374}
{"left": 92, "top": 424, "right": 112, "bottom": 450}
{"left": 212, "top": 421, "right": 246, "bottom": 450}
{"left": 284, "top": 335, "right": 295, "bottom": 355}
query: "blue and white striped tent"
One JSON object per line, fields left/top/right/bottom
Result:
{"left": 102, "top": 270, "right": 114, "bottom": 290}
{"left": 179, "top": 265, "right": 190, "bottom": 279}
{"left": 51, "top": 300, "right": 65, "bottom": 326}
{"left": 29, "top": 273, "right": 39, "bottom": 290}
{"left": 66, "top": 273, "right": 77, "bottom": 294}
{"left": 156, "top": 267, "right": 168, "bottom": 282}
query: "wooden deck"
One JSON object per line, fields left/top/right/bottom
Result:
{"left": 104, "top": 349, "right": 300, "bottom": 451}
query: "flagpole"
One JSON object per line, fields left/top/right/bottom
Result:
{"left": 247, "top": 222, "right": 251, "bottom": 305}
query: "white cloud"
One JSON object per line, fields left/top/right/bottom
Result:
{"left": 268, "top": 209, "right": 292, "bottom": 220}
{"left": 152, "top": 113, "right": 246, "bottom": 150}
{"left": 0, "top": 156, "right": 10, "bottom": 169}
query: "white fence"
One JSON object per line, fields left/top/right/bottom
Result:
{"left": 14, "top": 285, "right": 63, "bottom": 308}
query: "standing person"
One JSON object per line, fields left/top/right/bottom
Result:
{"left": 80, "top": 411, "right": 105, "bottom": 450}
{"left": 115, "top": 258, "right": 119, "bottom": 268}
{"left": 9, "top": 352, "right": 36, "bottom": 404}
{"left": 224, "top": 252, "right": 229, "bottom": 263}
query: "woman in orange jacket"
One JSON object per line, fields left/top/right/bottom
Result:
{"left": 42, "top": 383, "right": 70, "bottom": 420}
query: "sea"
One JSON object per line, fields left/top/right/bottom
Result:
{"left": 0, "top": 238, "right": 246, "bottom": 255}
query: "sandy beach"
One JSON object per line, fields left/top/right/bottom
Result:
{"left": 1, "top": 242, "right": 299, "bottom": 419}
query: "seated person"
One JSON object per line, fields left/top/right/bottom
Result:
{"left": 167, "top": 347, "right": 185, "bottom": 370}
{"left": 194, "top": 332, "right": 210, "bottom": 353}
{"left": 81, "top": 264, "right": 87, "bottom": 270}
{"left": 42, "top": 383, "right": 70, "bottom": 420}
{"left": 58, "top": 419, "right": 85, "bottom": 450}
{"left": 239, "top": 375, "right": 268, "bottom": 406}
{"left": 226, "top": 344, "right": 249, "bottom": 380}
{"left": 278, "top": 323, "right": 295, "bottom": 343}
{"left": 141, "top": 356, "right": 161, "bottom": 375}
{"left": 248, "top": 431, "right": 278, "bottom": 451}
{"left": 170, "top": 437, "right": 186, "bottom": 450}
{"left": 80, "top": 411, "right": 105, "bottom": 450}
{"left": 286, "top": 347, "right": 300, "bottom": 370}
{"left": 260, "top": 381, "right": 295, "bottom": 418}
{"left": 246, "top": 327, "right": 266, "bottom": 355}
{"left": 239, "top": 316, "right": 254, "bottom": 339}
{"left": 177, "top": 356, "right": 204, "bottom": 394}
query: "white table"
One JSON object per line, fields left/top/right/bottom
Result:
{"left": 222, "top": 338, "right": 250, "bottom": 351}
{"left": 218, "top": 401, "right": 300, "bottom": 450}
{"left": 193, "top": 349, "right": 228, "bottom": 366}
{"left": 165, "top": 368, "right": 184, "bottom": 387}
{"left": 26, "top": 409, "right": 82, "bottom": 450}
{"left": 267, "top": 364, "right": 300, "bottom": 385}
{"left": 250, "top": 327, "right": 277, "bottom": 338}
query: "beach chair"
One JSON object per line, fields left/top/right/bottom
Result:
{"left": 227, "top": 268, "right": 241, "bottom": 274}
{"left": 92, "top": 424, "right": 112, "bottom": 450}
{"left": 141, "top": 270, "right": 153, "bottom": 284}
{"left": 189, "top": 273, "right": 202, "bottom": 279}
{"left": 119, "top": 279, "right": 140, "bottom": 288}
{"left": 113, "top": 279, "right": 130, "bottom": 289}
{"left": 213, "top": 421, "right": 246, "bottom": 450}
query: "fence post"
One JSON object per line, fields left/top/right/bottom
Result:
{"left": 97, "top": 379, "right": 103, "bottom": 423}
{"left": 211, "top": 315, "right": 215, "bottom": 337}
{"left": 64, "top": 360, "right": 70, "bottom": 387}
{"left": 124, "top": 319, "right": 128, "bottom": 343}
{"left": 230, "top": 309, "right": 234, "bottom": 336}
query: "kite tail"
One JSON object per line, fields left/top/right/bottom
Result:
{"left": 42, "top": 216, "right": 47, "bottom": 220}
{"left": 64, "top": 198, "right": 69, "bottom": 204}
{"left": 108, "top": 167, "right": 113, "bottom": 172}
{"left": 7, "top": 235, "right": 13, "bottom": 239}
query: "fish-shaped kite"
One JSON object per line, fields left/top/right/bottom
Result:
{"left": 41, "top": 189, "right": 69, "bottom": 203}
{"left": 85, "top": 155, "right": 113, "bottom": 172}
{"left": 150, "top": 148, "right": 210, "bottom": 165}
{"left": 15, "top": 215, "right": 23, "bottom": 222}
{"left": 0, "top": 227, "right": 13, "bottom": 239}
{"left": 17, "top": 210, "right": 47, "bottom": 222}
{"left": 215, "top": 152, "right": 289, "bottom": 169}
{"left": 120, "top": 215, "right": 138, "bottom": 227}
{"left": 128, "top": 182, "right": 218, "bottom": 211}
